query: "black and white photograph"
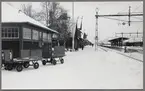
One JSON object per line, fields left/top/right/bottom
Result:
{"left": 1, "top": 1, "right": 143, "bottom": 89}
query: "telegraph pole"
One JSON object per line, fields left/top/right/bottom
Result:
{"left": 95, "top": 8, "right": 99, "bottom": 51}
{"left": 128, "top": 6, "right": 131, "bottom": 26}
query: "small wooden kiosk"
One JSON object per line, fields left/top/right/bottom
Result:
{"left": 1, "top": 3, "right": 65, "bottom": 72}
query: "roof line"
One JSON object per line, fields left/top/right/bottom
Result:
{"left": 3, "top": 3, "right": 58, "bottom": 34}
{"left": 2, "top": 22, "right": 59, "bottom": 34}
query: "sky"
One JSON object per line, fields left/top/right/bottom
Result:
{"left": 7, "top": 1, "right": 143, "bottom": 43}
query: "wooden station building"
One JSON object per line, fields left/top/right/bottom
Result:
{"left": 2, "top": 3, "right": 58, "bottom": 60}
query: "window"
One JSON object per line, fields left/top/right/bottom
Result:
{"left": 2, "top": 27, "right": 19, "bottom": 39}
{"left": 32, "top": 30, "right": 39, "bottom": 40}
{"left": 43, "top": 32, "right": 47, "bottom": 41}
{"left": 48, "top": 34, "right": 52, "bottom": 42}
{"left": 23, "top": 27, "right": 31, "bottom": 39}
{"left": 39, "top": 32, "right": 42, "bottom": 39}
{"left": 52, "top": 34, "right": 58, "bottom": 39}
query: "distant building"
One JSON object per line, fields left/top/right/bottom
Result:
{"left": 108, "top": 37, "right": 128, "bottom": 46}
{"left": 107, "top": 37, "right": 143, "bottom": 47}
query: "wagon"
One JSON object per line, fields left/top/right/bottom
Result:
{"left": 1, "top": 50, "right": 42, "bottom": 72}
{"left": 41, "top": 46, "right": 65, "bottom": 65}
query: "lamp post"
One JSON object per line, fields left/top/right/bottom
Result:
{"left": 95, "top": 8, "right": 99, "bottom": 51}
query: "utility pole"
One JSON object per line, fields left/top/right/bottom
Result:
{"left": 95, "top": 8, "right": 99, "bottom": 51}
{"left": 128, "top": 6, "right": 131, "bottom": 26}
{"left": 137, "top": 31, "right": 138, "bottom": 37}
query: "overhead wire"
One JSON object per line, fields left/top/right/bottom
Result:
{"left": 102, "top": 17, "right": 143, "bottom": 22}
{"left": 116, "top": 4, "right": 143, "bottom": 25}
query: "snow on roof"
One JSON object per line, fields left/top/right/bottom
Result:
{"left": 2, "top": 2, "right": 58, "bottom": 33}
{"left": 107, "top": 36, "right": 128, "bottom": 42}
{"left": 124, "top": 37, "right": 143, "bottom": 43}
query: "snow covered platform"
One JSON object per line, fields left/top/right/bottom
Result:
{"left": 2, "top": 46, "right": 143, "bottom": 89}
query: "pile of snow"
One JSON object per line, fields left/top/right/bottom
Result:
{"left": 2, "top": 2, "right": 58, "bottom": 33}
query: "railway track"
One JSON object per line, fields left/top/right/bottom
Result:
{"left": 100, "top": 46, "right": 143, "bottom": 62}
{"left": 99, "top": 47, "right": 108, "bottom": 52}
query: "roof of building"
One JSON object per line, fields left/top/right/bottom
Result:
{"left": 108, "top": 37, "right": 129, "bottom": 42}
{"left": 2, "top": 2, "right": 58, "bottom": 33}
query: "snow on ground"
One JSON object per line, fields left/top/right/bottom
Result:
{"left": 2, "top": 46, "right": 143, "bottom": 89}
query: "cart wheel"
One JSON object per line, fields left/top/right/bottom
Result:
{"left": 4, "top": 64, "right": 8, "bottom": 70}
{"left": 34, "top": 62, "right": 39, "bottom": 69}
{"left": 52, "top": 59, "right": 56, "bottom": 65}
{"left": 16, "top": 64, "right": 23, "bottom": 72}
{"left": 42, "top": 60, "right": 46, "bottom": 65}
{"left": 60, "top": 58, "right": 64, "bottom": 64}
{"left": 7, "top": 64, "right": 13, "bottom": 71}
{"left": 23, "top": 62, "right": 29, "bottom": 68}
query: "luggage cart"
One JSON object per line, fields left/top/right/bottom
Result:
{"left": 41, "top": 46, "right": 65, "bottom": 65}
{"left": 2, "top": 49, "right": 42, "bottom": 72}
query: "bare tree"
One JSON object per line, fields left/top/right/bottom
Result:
{"left": 20, "top": 2, "right": 74, "bottom": 47}
{"left": 39, "top": 2, "right": 51, "bottom": 26}
{"left": 21, "top": 3, "right": 34, "bottom": 18}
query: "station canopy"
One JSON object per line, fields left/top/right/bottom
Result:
{"left": 108, "top": 37, "right": 129, "bottom": 42}
{"left": 2, "top": 2, "right": 58, "bottom": 34}
{"left": 124, "top": 37, "right": 142, "bottom": 43}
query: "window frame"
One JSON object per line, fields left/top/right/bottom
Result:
{"left": 2, "top": 27, "right": 19, "bottom": 39}
{"left": 32, "top": 29, "right": 39, "bottom": 40}
{"left": 23, "top": 27, "right": 32, "bottom": 40}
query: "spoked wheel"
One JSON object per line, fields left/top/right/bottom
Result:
{"left": 23, "top": 62, "right": 29, "bottom": 68}
{"left": 4, "top": 64, "right": 8, "bottom": 70}
{"left": 60, "top": 58, "right": 64, "bottom": 64}
{"left": 7, "top": 64, "right": 13, "bottom": 71}
{"left": 51, "top": 59, "right": 56, "bottom": 65}
{"left": 42, "top": 60, "right": 46, "bottom": 65}
{"left": 33, "top": 62, "right": 39, "bottom": 69}
{"left": 16, "top": 64, "right": 23, "bottom": 72}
